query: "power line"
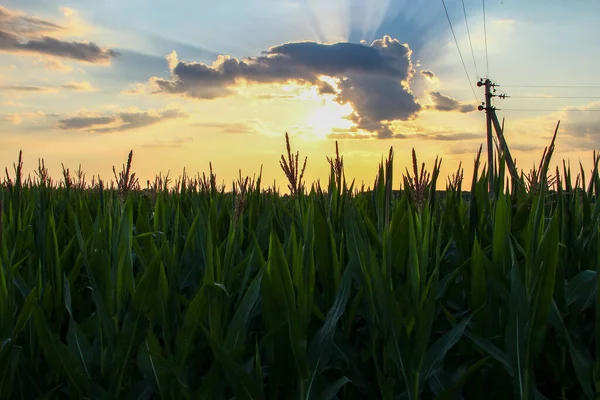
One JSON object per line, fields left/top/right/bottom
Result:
{"left": 461, "top": 0, "right": 479, "bottom": 78}
{"left": 509, "top": 95, "right": 600, "bottom": 99}
{"left": 500, "top": 84, "right": 600, "bottom": 88}
{"left": 499, "top": 108, "right": 600, "bottom": 111}
{"left": 441, "top": 0, "right": 479, "bottom": 103}
{"left": 482, "top": 0, "right": 490, "bottom": 77}
{"left": 497, "top": 0, "right": 599, "bottom": 3}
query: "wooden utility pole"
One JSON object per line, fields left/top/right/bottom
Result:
{"left": 477, "top": 78, "right": 518, "bottom": 193}
{"left": 477, "top": 79, "right": 495, "bottom": 193}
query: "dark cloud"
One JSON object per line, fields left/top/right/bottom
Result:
{"left": 0, "top": 84, "right": 54, "bottom": 92}
{"left": 564, "top": 120, "right": 598, "bottom": 136}
{"left": 0, "top": 6, "right": 118, "bottom": 64}
{"left": 57, "top": 115, "right": 114, "bottom": 130}
{"left": 561, "top": 104, "right": 600, "bottom": 140}
{"left": 56, "top": 107, "right": 188, "bottom": 133}
{"left": 0, "top": 31, "right": 119, "bottom": 63}
{"left": 0, "top": 5, "right": 63, "bottom": 36}
{"left": 151, "top": 35, "right": 420, "bottom": 138}
{"left": 425, "top": 91, "right": 476, "bottom": 113}
{"left": 152, "top": 36, "right": 414, "bottom": 96}
{"left": 263, "top": 40, "right": 410, "bottom": 77}
{"left": 420, "top": 70, "right": 437, "bottom": 81}
{"left": 335, "top": 74, "right": 421, "bottom": 138}
{"left": 317, "top": 80, "right": 336, "bottom": 95}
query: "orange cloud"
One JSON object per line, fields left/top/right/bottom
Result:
{"left": 120, "top": 83, "right": 146, "bottom": 95}
{"left": 56, "top": 106, "right": 189, "bottom": 133}
{"left": 0, "top": 85, "right": 57, "bottom": 93}
{"left": 0, "top": 6, "right": 118, "bottom": 64}
{"left": 2, "top": 111, "right": 47, "bottom": 124}
{"left": 62, "top": 81, "right": 98, "bottom": 92}
{"left": 36, "top": 58, "right": 73, "bottom": 72}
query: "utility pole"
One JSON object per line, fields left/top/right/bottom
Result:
{"left": 483, "top": 79, "right": 494, "bottom": 193}
{"left": 477, "top": 78, "right": 517, "bottom": 194}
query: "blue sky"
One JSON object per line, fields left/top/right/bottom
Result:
{"left": 1, "top": 0, "right": 599, "bottom": 187}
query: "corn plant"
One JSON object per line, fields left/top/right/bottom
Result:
{"left": 0, "top": 131, "right": 599, "bottom": 399}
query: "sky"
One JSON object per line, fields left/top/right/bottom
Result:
{"left": 1, "top": 0, "right": 600, "bottom": 191}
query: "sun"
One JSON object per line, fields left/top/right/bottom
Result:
{"left": 305, "top": 100, "right": 354, "bottom": 140}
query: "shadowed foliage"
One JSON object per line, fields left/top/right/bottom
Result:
{"left": 0, "top": 132, "right": 599, "bottom": 399}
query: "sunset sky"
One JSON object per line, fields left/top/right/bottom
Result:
{"left": 1, "top": 0, "right": 599, "bottom": 190}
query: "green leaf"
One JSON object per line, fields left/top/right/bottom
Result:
{"left": 566, "top": 270, "right": 596, "bottom": 311}
{"left": 434, "top": 356, "right": 491, "bottom": 400}
{"left": 264, "top": 231, "right": 309, "bottom": 381}
{"left": 224, "top": 267, "right": 265, "bottom": 350}
{"left": 421, "top": 314, "right": 472, "bottom": 381}
{"left": 319, "top": 376, "right": 351, "bottom": 400}
{"left": 200, "top": 325, "right": 265, "bottom": 400}
{"left": 32, "top": 303, "right": 91, "bottom": 397}
{"left": 466, "top": 331, "right": 514, "bottom": 377}
{"left": 66, "top": 315, "right": 93, "bottom": 380}
{"left": 306, "top": 267, "right": 352, "bottom": 399}
{"left": 549, "top": 300, "right": 595, "bottom": 399}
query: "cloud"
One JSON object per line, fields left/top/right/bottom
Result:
{"left": 0, "top": 85, "right": 55, "bottom": 93}
{"left": 0, "top": 31, "right": 119, "bottom": 64}
{"left": 0, "top": 5, "right": 63, "bottom": 37}
{"left": 327, "top": 125, "right": 392, "bottom": 140}
{"left": 120, "top": 83, "right": 146, "bottom": 95}
{"left": 420, "top": 70, "right": 438, "bottom": 82}
{"left": 60, "top": 8, "right": 76, "bottom": 18}
{"left": 0, "top": 6, "right": 118, "bottom": 64}
{"left": 36, "top": 58, "right": 72, "bottom": 72}
{"left": 255, "top": 93, "right": 295, "bottom": 100}
{"left": 2, "top": 100, "right": 24, "bottom": 106}
{"left": 326, "top": 131, "right": 374, "bottom": 140}
{"left": 557, "top": 102, "right": 600, "bottom": 148}
{"left": 564, "top": 120, "right": 600, "bottom": 140}
{"left": 151, "top": 35, "right": 421, "bottom": 138}
{"left": 3, "top": 113, "right": 22, "bottom": 124}
{"left": 189, "top": 121, "right": 260, "bottom": 134}
{"left": 327, "top": 120, "right": 483, "bottom": 142}
{"left": 335, "top": 74, "right": 420, "bottom": 138}
{"left": 62, "top": 80, "right": 98, "bottom": 92}
{"left": 56, "top": 106, "right": 188, "bottom": 133}
{"left": 2, "top": 111, "right": 47, "bottom": 124}
{"left": 317, "top": 80, "right": 336, "bottom": 95}
{"left": 425, "top": 91, "right": 476, "bottom": 113}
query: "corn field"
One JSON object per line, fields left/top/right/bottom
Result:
{"left": 1, "top": 133, "right": 600, "bottom": 399}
